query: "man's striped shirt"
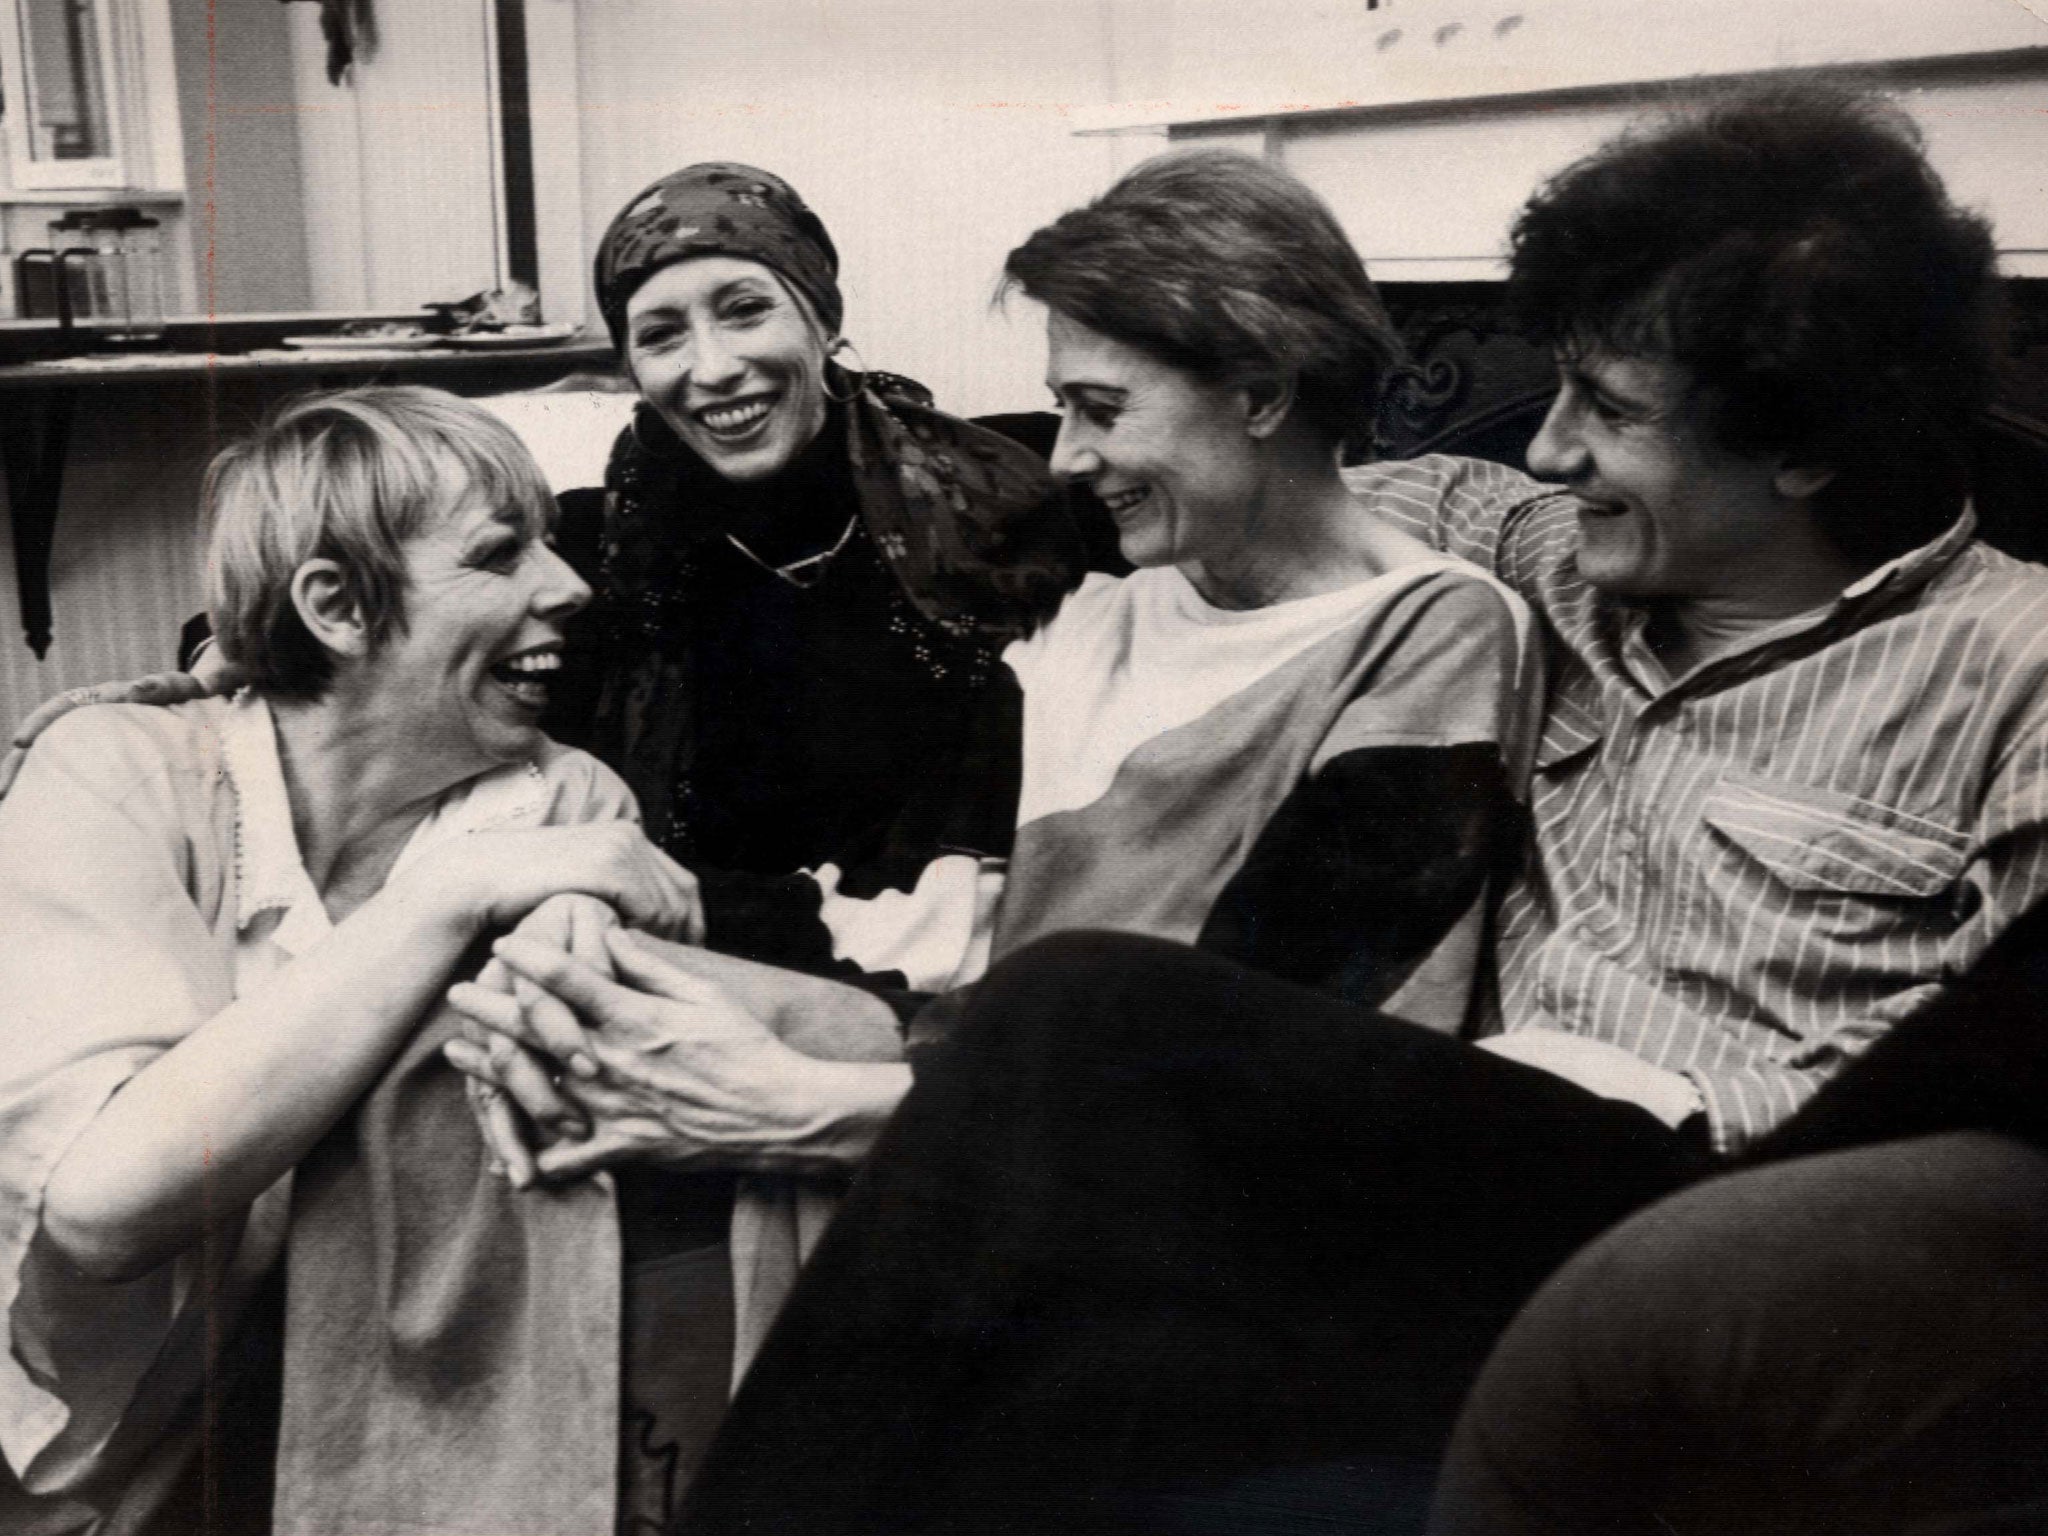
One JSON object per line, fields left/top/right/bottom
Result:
{"left": 1358, "top": 455, "right": 2048, "bottom": 1152}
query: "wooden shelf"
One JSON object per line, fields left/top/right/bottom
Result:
{"left": 0, "top": 337, "right": 615, "bottom": 390}
{"left": 0, "top": 336, "right": 620, "bottom": 657}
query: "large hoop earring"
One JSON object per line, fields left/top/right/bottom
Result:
{"left": 822, "top": 338, "right": 870, "bottom": 404}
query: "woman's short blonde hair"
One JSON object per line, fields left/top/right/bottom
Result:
{"left": 204, "top": 385, "right": 556, "bottom": 698}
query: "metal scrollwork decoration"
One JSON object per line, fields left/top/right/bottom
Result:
{"left": 1372, "top": 354, "right": 1470, "bottom": 460}
{"left": 1368, "top": 293, "right": 1519, "bottom": 460}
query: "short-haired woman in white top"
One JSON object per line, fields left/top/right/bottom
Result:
{"left": 0, "top": 386, "right": 698, "bottom": 1535}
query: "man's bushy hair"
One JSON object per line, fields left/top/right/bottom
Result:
{"left": 1508, "top": 80, "right": 2001, "bottom": 563}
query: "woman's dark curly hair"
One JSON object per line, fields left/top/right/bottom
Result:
{"left": 1508, "top": 79, "right": 2001, "bottom": 564}
{"left": 1002, "top": 148, "right": 1407, "bottom": 456}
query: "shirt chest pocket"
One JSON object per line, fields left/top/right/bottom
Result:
{"left": 1699, "top": 774, "right": 1969, "bottom": 902}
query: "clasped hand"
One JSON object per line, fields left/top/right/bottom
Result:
{"left": 404, "top": 822, "right": 706, "bottom": 947}
{"left": 444, "top": 909, "right": 906, "bottom": 1187}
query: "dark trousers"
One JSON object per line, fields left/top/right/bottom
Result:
{"left": 678, "top": 933, "right": 1709, "bottom": 1535}
{"left": 1430, "top": 1131, "right": 2048, "bottom": 1536}
{"left": 1427, "top": 895, "right": 2048, "bottom": 1536}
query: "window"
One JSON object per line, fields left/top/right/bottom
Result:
{"left": 0, "top": 0, "right": 181, "bottom": 193}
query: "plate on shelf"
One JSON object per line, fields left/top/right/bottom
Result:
{"left": 443, "top": 323, "right": 582, "bottom": 350}
{"left": 281, "top": 332, "right": 445, "bottom": 352}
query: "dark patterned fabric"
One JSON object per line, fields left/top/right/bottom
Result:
{"left": 617, "top": 1243, "right": 734, "bottom": 1536}
{"left": 593, "top": 162, "right": 844, "bottom": 346}
{"left": 578, "top": 378, "right": 1088, "bottom": 872}
{"left": 844, "top": 384, "right": 1093, "bottom": 638}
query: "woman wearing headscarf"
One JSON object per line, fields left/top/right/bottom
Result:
{"left": 576, "top": 162, "right": 1105, "bottom": 895}
{"left": 562, "top": 167, "right": 1114, "bottom": 1528}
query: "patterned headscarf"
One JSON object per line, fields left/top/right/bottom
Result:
{"left": 593, "top": 163, "right": 844, "bottom": 347}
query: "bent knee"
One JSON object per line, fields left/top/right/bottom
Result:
{"left": 1496, "top": 1132, "right": 2048, "bottom": 1438}
{"left": 956, "top": 931, "right": 1238, "bottom": 1063}
{"left": 983, "top": 929, "right": 1187, "bottom": 995}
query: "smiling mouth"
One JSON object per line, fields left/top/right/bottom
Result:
{"left": 1100, "top": 486, "right": 1150, "bottom": 515}
{"left": 696, "top": 397, "right": 776, "bottom": 440}
{"left": 488, "top": 644, "right": 563, "bottom": 709}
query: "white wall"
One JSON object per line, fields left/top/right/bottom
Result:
{"left": 570, "top": 0, "right": 1133, "bottom": 418}
{"left": 1250, "top": 70, "right": 2048, "bottom": 282}
{"left": 1132, "top": 0, "right": 2047, "bottom": 123}
{"left": 169, "top": 0, "right": 313, "bottom": 315}
{"left": 565, "top": 0, "right": 2048, "bottom": 404}
{"left": 1135, "top": 0, "right": 2048, "bottom": 279}
{"left": 0, "top": 380, "right": 225, "bottom": 724}
{"left": 289, "top": 0, "right": 501, "bottom": 311}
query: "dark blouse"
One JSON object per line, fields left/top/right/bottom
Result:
{"left": 548, "top": 398, "right": 1109, "bottom": 885}
{"left": 665, "top": 450, "right": 999, "bottom": 879}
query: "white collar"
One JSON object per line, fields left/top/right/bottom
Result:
{"left": 218, "top": 692, "right": 550, "bottom": 956}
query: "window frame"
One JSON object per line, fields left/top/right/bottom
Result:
{"left": 0, "top": 0, "right": 183, "bottom": 196}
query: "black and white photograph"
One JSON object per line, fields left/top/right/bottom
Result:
{"left": 4, "top": 1, "right": 2048, "bottom": 1531}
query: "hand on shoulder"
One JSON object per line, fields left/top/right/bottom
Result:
{"left": 0, "top": 661, "right": 243, "bottom": 798}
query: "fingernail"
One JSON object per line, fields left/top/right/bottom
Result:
{"left": 570, "top": 1052, "right": 599, "bottom": 1080}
